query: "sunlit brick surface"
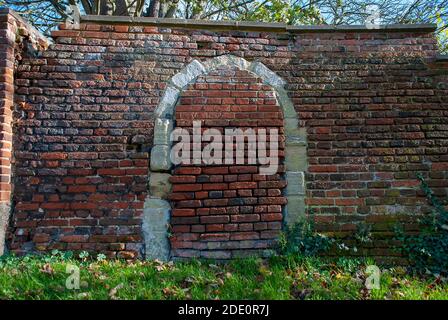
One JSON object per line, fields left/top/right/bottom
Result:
{"left": 3, "top": 17, "right": 448, "bottom": 259}
{"left": 170, "top": 68, "right": 286, "bottom": 259}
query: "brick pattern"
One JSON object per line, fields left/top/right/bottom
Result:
{"left": 169, "top": 68, "right": 286, "bottom": 259}
{"left": 0, "top": 13, "right": 16, "bottom": 204}
{"left": 5, "top": 20, "right": 448, "bottom": 258}
{"left": 0, "top": 10, "right": 48, "bottom": 254}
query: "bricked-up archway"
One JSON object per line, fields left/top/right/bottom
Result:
{"left": 144, "top": 55, "right": 307, "bottom": 260}
{"left": 170, "top": 68, "right": 286, "bottom": 259}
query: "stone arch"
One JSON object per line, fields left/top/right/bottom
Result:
{"left": 143, "top": 54, "right": 307, "bottom": 260}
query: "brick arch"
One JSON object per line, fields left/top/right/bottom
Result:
{"left": 143, "top": 55, "right": 307, "bottom": 260}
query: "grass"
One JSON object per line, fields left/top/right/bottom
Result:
{"left": 0, "top": 251, "right": 447, "bottom": 300}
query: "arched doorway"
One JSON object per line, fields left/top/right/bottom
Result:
{"left": 143, "top": 55, "right": 307, "bottom": 260}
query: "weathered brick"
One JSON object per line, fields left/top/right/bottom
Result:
{"left": 5, "top": 13, "right": 447, "bottom": 262}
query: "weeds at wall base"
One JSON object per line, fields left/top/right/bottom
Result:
{"left": 394, "top": 173, "right": 448, "bottom": 276}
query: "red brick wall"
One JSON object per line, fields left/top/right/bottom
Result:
{"left": 5, "top": 18, "right": 448, "bottom": 259}
{"left": 170, "top": 68, "right": 286, "bottom": 259}
{"left": 0, "top": 9, "right": 47, "bottom": 255}
{"left": 0, "top": 12, "right": 15, "bottom": 205}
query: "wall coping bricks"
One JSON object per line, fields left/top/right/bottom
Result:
{"left": 80, "top": 14, "right": 437, "bottom": 33}
{"left": 436, "top": 54, "right": 448, "bottom": 61}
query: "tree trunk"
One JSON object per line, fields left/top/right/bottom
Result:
{"left": 115, "top": 0, "right": 130, "bottom": 15}
{"left": 147, "top": 0, "right": 161, "bottom": 17}
{"left": 100, "top": 0, "right": 115, "bottom": 15}
{"left": 191, "top": 0, "right": 205, "bottom": 19}
{"left": 90, "top": 0, "right": 101, "bottom": 14}
{"left": 158, "top": 0, "right": 164, "bottom": 17}
{"left": 165, "top": 1, "right": 178, "bottom": 18}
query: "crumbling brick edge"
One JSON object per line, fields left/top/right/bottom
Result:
{"left": 0, "top": 7, "right": 48, "bottom": 255}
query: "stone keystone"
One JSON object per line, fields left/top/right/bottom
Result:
{"left": 202, "top": 54, "right": 251, "bottom": 72}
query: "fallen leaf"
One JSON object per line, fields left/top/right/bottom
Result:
{"left": 259, "top": 265, "right": 272, "bottom": 277}
{"left": 77, "top": 292, "right": 90, "bottom": 299}
{"left": 40, "top": 263, "right": 54, "bottom": 275}
{"left": 155, "top": 265, "right": 165, "bottom": 272}
{"left": 109, "top": 283, "right": 124, "bottom": 300}
{"left": 162, "top": 286, "right": 178, "bottom": 297}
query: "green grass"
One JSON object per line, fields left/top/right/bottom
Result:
{"left": 0, "top": 252, "right": 447, "bottom": 300}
